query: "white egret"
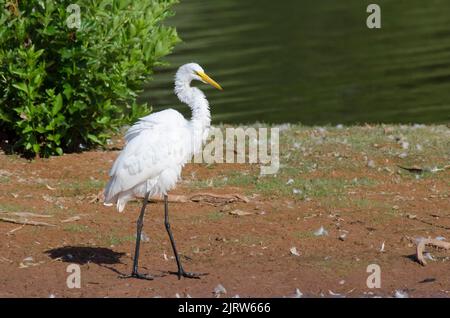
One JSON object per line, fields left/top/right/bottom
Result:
{"left": 104, "top": 63, "right": 223, "bottom": 280}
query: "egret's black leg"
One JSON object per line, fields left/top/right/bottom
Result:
{"left": 120, "top": 192, "right": 153, "bottom": 280}
{"left": 164, "top": 194, "right": 208, "bottom": 280}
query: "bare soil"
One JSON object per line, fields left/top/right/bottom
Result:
{"left": 0, "top": 125, "right": 449, "bottom": 298}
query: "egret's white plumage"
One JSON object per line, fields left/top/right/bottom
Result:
{"left": 104, "top": 63, "right": 222, "bottom": 212}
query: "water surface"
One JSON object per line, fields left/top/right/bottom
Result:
{"left": 140, "top": 0, "right": 450, "bottom": 124}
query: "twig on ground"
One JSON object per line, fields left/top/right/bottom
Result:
{"left": 416, "top": 238, "right": 450, "bottom": 266}
{"left": 60, "top": 216, "right": 81, "bottom": 223}
{"left": 149, "top": 193, "right": 250, "bottom": 206}
{"left": 0, "top": 211, "right": 52, "bottom": 218}
{"left": 6, "top": 224, "right": 25, "bottom": 235}
{"left": 0, "top": 217, "right": 55, "bottom": 227}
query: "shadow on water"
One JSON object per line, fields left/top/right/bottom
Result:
{"left": 140, "top": 0, "right": 450, "bottom": 125}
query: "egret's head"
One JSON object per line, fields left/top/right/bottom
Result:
{"left": 177, "top": 63, "right": 223, "bottom": 90}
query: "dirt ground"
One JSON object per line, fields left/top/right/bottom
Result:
{"left": 0, "top": 124, "right": 449, "bottom": 298}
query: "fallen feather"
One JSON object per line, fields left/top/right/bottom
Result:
{"left": 42, "top": 195, "right": 55, "bottom": 203}
{"left": 46, "top": 184, "right": 56, "bottom": 191}
{"left": 429, "top": 165, "right": 450, "bottom": 173}
{"left": 290, "top": 247, "right": 300, "bottom": 256}
{"left": 394, "top": 290, "right": 409, "bottom": 298}
{"left": 292, "top": 288, "right": 303, "bottom": 298}
{"left": 214, "top": 284, "right": 227, "bottom": 297}
{"left": 367, "top": 160, "right": 376, "bottom": 168}
{"left": 329, "top": 290, "right": 341, "bottom": 296}
{"left": 140, "top": 232, "right": 150, "bottom": 242}
{"left": 292, "top": 188, "right": 302, "bottom": 195}
{"left": 314, "top": 226, "right": 328, "bottom": 236}
{"left": 286, "top": 179, "right": 294, "bottom": 185}
{"left": 380, "top": 241, "right": 385, "bottom": 252}
{"left": 229, "top": 209, "right": 253, "bottom": 216}
{"left": 346, "top": 288, "right": 356, "bottom": 294}
{"left": 19, "top": 256, "right": 43, "bottom": 268}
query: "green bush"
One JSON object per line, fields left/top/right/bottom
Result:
{"left": 0, "top": 0, "right": 180, "bottom": 157}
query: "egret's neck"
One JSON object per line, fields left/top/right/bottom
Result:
{"left": 175, "top": 78, "right": 211, "bottom": 134}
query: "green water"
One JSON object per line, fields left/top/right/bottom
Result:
{"left": 139, "top": 0, "right": 450, "bottom": 125}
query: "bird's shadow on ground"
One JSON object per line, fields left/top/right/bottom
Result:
{"left": 44, "top": 246, "right": 199, "bottom": 278}
{"left": 403, "top": 254, "right": 419, "bottom": 263}
{"left": 45, "top": 246, "right": 125, "bottom": 265}
{"left": 44, "top": 246, "right": 170, "bottom": 277}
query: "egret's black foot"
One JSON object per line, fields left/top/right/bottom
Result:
{"left": 119, "top": 272, "right": 154, "bottom": 280}
{"left": 171, "top": 269, "right": 208, "bottom": 280}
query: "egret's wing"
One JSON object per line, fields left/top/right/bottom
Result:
{"left": 124, "top": 109, "right": 186, "bottom": 142}
{"left": 105, "top": 109, "right": 190, "bottom": 202}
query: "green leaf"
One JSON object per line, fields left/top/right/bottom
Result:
{"left": 32, "top": 144, "right": 40, "bottom": 154}
{"left": 22, "top": 126, "right": 33, "bottom": 134}
{"left": 87, "top": 133, "right": 102, "bottom": 144}
{"left": 55, "top": 147, "right": 63, "bottom": 156}
{"left": 63, "top": 84, "right": 73, "bottom": 100}
{"left": 12, "top": 83, "right": 28, "bottom": 95}
{"left": 35, "top": 126, "right": 47, "bottom": 133}
{"left": 52, "top": 94, "right": 63, "bottom": 115}
{"left": 0, "top": 0, "right": 180, "bottom": 156}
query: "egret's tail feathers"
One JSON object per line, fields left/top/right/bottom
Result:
{"left": 104, "top": 176, "right": 125, "bottom": 212}
{"left": 105, "top": 185, "right": 139, "bottom": 213}
{"left": 104, "top": 175, "right": 124, "bottom": 200}
{"left": 117, "top": 198, "right": 127, "bottom": 213}
{"left": 104, "top": 175, "right": 177, "bottom": 213}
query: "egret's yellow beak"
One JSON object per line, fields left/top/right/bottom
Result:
{"left": 196, "top": 71, "right": 223, "bottom": 91}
